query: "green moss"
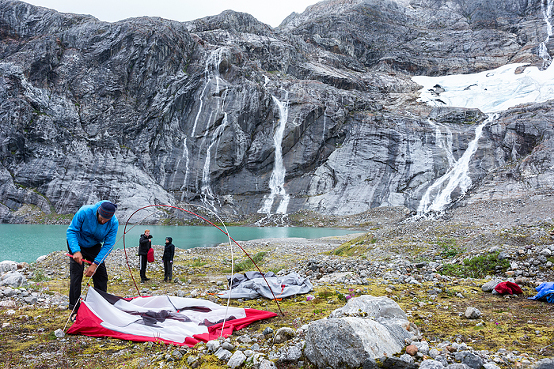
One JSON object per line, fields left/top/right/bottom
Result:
{"left": 440, "top": 251, "right": 510, "bottom": 279}
{"left": 437, "top": 238, "right": 465, "bottom": 258}
{"left": 231, "top": 251, "right": 268, "bottom": 273}
{"left": 190, "top": 259, "right": 208, "bottom": 267}
{"left": 329, "top": 233, "right": 375, "bottom": 256}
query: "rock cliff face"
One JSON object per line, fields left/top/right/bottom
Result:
{"left": 0, "top": 0, "right": 553, "bottom": 223}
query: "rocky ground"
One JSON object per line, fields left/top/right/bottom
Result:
{"left": 1, "top": 198, "right": 554, "bottom": 369}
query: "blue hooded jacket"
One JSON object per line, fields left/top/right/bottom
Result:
{"left": 66, "top": 201, "right": 119, "bottom": 265}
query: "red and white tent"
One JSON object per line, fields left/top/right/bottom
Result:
{"left": 67, "top": 287, "right": 278, "bottom": 346}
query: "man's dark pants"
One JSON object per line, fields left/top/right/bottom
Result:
{"left": 67, "top": 242, "right": 108, "bottom": 310}
{"left": 139, "top": 254, "right": 148, "bottom": 281}
{"left": 164, "top": 259, "right": 173, "bottom": 281}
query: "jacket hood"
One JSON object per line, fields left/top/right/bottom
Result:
{"left": 166, "top": 237, "right": 172, "bottom": 243}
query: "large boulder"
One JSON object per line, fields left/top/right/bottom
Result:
{"left": 304, "top": 295, "right": 418, "bottom": 369}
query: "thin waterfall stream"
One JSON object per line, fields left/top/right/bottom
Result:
{"left": 258, "top": 93, "right": 290, "bottom": 215}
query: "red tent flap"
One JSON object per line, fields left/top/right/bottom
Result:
{"left": 67, "top": 287, "right": 277, "bottom": 347}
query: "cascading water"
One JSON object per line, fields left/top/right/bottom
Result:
{"left": 191, "top": 48, "right": 226, "bottom": 136}
{"left": 179, "top": 137, "right": 190, "bottom": 202}
{"left": 428, "top": 119, "right": 455, "bottom": 168}
{"left": 539, "top": 0, "right": 553, "bottom": 68}
{"left": 258, "top": 93, "right": 290, "bottom": 215}
{"left": 189, "top": 47, "right": 230, "bottom": 208}
{"left": 201, "top": 113, "right": 228, "bottom": 210}
{"left": 417, "top": 114, "right": 496, "bottom": 215}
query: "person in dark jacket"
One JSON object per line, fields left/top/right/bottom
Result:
{"left": 138, "top": 229, "right": 152, "bottom": 283}
{"left": 162, "top": 237, "right": 175, "bottom": 282}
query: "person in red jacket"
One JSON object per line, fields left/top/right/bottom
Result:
{"left": 138, "top": 229, "right": 152, "bottom": 283}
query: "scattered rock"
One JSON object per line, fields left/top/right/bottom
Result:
{"left": 464, "top": 307, "right": 482, "bottom": 319}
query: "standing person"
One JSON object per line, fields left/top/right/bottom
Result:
{"left": 162, "top": 237, "right": 175, "bottom": 282}
{"left": 66, "top": 200, "right": 118, "bottom": 314}
{"left": 138, "top": 229, "right": 152, "bottom": 283}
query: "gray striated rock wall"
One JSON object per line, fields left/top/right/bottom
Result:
{"left": 0, "top": 0, "right": 553, "bottom": 223}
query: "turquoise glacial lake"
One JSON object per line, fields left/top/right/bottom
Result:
{"left": 0, "top": 224, "right": 358, "bottom": 263}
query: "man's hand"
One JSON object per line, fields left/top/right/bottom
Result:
{"left": 72, "top": 251, "right": 83, "bottom": 265}
{"left": 85, "top": 263, "right": 98, "bottom": 277}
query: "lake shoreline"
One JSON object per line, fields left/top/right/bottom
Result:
{"left": 0, "top": 223, "right": 362, "bottom": 265}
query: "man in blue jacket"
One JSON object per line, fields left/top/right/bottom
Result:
{"left": 66, "top": 201, "right": 118, "bottom": 312}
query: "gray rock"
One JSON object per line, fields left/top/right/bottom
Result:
{"left": 533, "top": 358, "right": 554, "bottom": 369}
{"left": 446, "top": 364, "right": 471, "bottom": 369}
{"left": 420, "top": 359, "right": 446, "bottom": 369}
{"left": 0, "top": 261, "right": 17, "bottom": 274}
{"left": 1, "top": 287, "right": 17, "bottom": 297}
{"left": 278, "top": 341, "right": 304, "bottom": 362}
{"left": 435, "top": 355, "right": 449, "bottom": 367}
{"left": 0, "top": 271, "right": 26, "bottom": 288}
{"left": 429, "top": 348, "right": 441, "bottom": 359}
{"left": 215, "top": 348, "right": 233, "bottom": 361}
{"left": 23, "top": 295, "right": 38, "bottom": 305}
{"left": 236, "top": 334, "right": 252, "bottom": 344}
{"left": 259, "top": 359, "right": 278, "bottom": 369}
{"left": 413, "top": 341, "right": 430, "bottom": 356}
{"left": 206, "top": 339, "right": 221, "bottom": 352}
{"left": 464, "top": 307, "right": 482, "bottom": 319}
{"left": 454, "top": 351, "right": 484, "bottom": 369}
{"left": 400, "top": 354, "right": 415, "bottom": 364}
{"left": 481, "top": 280, "right": 502, "bottom": 292}
{"left": 171, "top": 349, "right": 183, "bottom": 360}
{"left": 304, "top": 316, "right": 412, "bottom": 368}
{"left": 186, "top": 355, "right": 199, "bottom": 366}
{"left": 227, "top": 350, "right": 246, "bottom": 369}
{"left": 329, "top": 295, "right": 408, "bottom": 320}
{"left": 221, "top": 341, "right": 235, "bottom": 351}
{"left": 369, "top": 357, "right": 419, "bottom": 369}
{"left": 273, "top": 327, "right": 295, "bottom": 344}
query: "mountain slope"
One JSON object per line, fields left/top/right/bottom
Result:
{"left": 0, "top": 0, "right": 553, "bottom": 223}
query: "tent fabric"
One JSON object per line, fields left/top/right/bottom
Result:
{"left": 67, "top": 287, "right": 277, "bottom": 346}
{"left": 494, "top": 281, "right": 523, "bottom": 295}
{"left": 228, "top": 271, "right": 276, "bottom": 289}
{"left": 218, "top": 272, "right": 313, "bottom": 299}
{"left": 528, "top": 282, "right": 554, "bottom": 303}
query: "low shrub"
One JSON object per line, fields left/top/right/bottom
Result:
{"left": 440, "top": 251, "right": 510, "bottom": 278}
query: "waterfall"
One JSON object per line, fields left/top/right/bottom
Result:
{"left": 179, "top": 138, "right": 190, "bottom": 202}
{"left": 191, "top": 48, "right": 225, "bottom": 136}
{"left": 322, "top": 113, "right": 327, "bottom": 143}
{"left": 201, "top": 113, "right": 228, "bottom": 210}
{"left": 428, "top": 119, "right": 455, "bottom": 167}
{"left": 190, "top": 47, "right": 230, "bottom": 206}
{"left": 540, "top": 0, "right": 554, "bottom": 68}
{"left": 417, "top": 114, "right": 497, "bottom": 215}
{"left": 258, "top": 93, "right": 290, "bottom": 215}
